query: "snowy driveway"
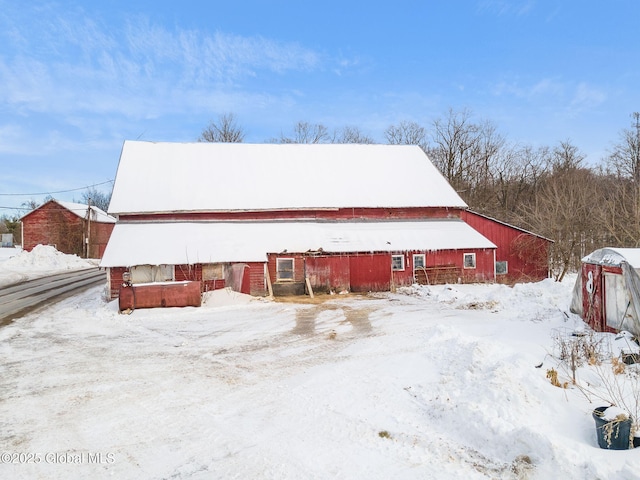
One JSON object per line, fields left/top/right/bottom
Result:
{"left": 1, "top": 281, "right": 640, "bottom": 479}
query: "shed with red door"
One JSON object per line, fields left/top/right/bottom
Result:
{"left": 570, "top": 248, "right": 640, "bottom": 336}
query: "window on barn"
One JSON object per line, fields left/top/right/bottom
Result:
{"left": 130, "top": 264, "right": 175, "bottom": 284}
{"left": 463, "top": 253, "right": 476, "bottom": 269}
{"left": 413, "top": 254, "right": 425, "bottom": 269}
{"left": 276, "top": 258, "right": 294, "bottom": 281}
{"left": 391, "top": 254, "right": 405, "bottom": 271}
{"left": 496, "top": 261, "right": 508, "bottom": 275}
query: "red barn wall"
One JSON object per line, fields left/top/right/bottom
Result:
{"left": 424, "top": 248, "right": 495, "bottom": 284}
{"left": 22, "top": 202, "right": 114, "bottom": 259}
{"left": 88, "top": 222, "right": 115, "bottom": 259}
{"left": 461, "top": 210, "right": 549, "bottom": 283}
{"left": 305, "top": 255, "right": 351, "bottom": 293}
{"left": 22, "top": 203, "right": 84, "bottom": 255}
{"left": 348, "top": 253, "right": 392, "bottom": 292}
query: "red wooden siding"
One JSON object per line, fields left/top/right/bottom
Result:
{"left": 22, "top": 202, "right": 85, "bottom": 255}
{"left": 349, "top": 253, "right": 392, "bottom": 292}
{"left": 22, "top": 201, "right": 114, "bottom": 258}
{"left": 304, "top": 255, "right": 351, "bottom": 293}
{"left": 580, "top": 263, "right": 620, "bottom": 334}
{"left": 107, "top": 262, "right": 267, "bottom": 299}
{"left": 460, "top": 210, "right": 550, "bottom": 283}
{"left": 88, "top": 222, "right": 115, "bottom": 259}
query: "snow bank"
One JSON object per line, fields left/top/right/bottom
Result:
{"left": 3, "top": 244, "right": 94, "bottom": 271}
{"left": 0, "top": 245, "right": 95, "bottom": 286}
{"left": 202, "top": 287, "right": 262, "bottom": 307}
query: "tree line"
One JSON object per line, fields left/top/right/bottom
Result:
{"left": 200, "top": 111, "right": 640, "bottom": 281}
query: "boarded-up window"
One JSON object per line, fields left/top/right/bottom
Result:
{"left": 203, "top": 264, "right": 224, "bottom": 281}
{"left": 130, "top": 265, "right": 174, "bottom": 284}
{"left": 276, "top": 258, "right": 294, "bottom": 281}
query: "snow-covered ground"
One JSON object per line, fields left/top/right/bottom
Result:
{"left": 0, "top": 245, "right": 97, "bottom": 286}
{"left": 1, "top": 248, "right": 640, "bottom": 479}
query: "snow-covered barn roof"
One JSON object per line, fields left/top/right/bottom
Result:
{"left": 582, "top": 247, "right": 640, "bottom": 269}
{"left": 99, "top": 219, "right": 495, "bottom": 267}
{"left": 21, "top": 199, "right": 116, "bottom": 223}
{"left": 108, "top": 141, "right": 468, "bottom": 215}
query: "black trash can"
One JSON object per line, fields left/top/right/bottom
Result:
{"left": 593, "top": 406, "right": 632, "bottom": 450}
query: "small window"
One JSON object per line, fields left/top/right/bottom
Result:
{"left": 496, "top": 261, "right": 508, "bottom": 275}
{"left": 413, "top": 254, "right": 425, "bottom": 269}
{"left": 391, "top": 254, "right": 405, "bottom": 271}
{"left": 463, "top": 253, "right": 476, "bottom": 269}
{"left": 276, "top": 258, "right": 294, "bottom": 281}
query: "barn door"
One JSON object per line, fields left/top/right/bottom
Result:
{"left": 349, "top": 254, "right": 391, "bottom": 292}
{"left": 582, "top": 263, "right": 604, "bottom": 332}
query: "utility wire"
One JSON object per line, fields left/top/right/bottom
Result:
{"left": 0, "top": 179, "right": 114, "bottom": 196}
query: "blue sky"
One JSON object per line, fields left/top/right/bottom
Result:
{"left": 1, "top": 1, "right": 639, "bottom": 213}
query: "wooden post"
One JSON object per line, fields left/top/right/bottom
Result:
{"left": 305, "top": 276, "right": 314, "bottom": 298}
{"left": 265, "top": 264, "right": 274, "bottom": 298}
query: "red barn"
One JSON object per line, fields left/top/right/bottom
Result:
{"left": 100, "top": 142, "right": 546, "bottom": 304}
{"left": 460, "top": 210, "right": 552, "bottom": 283}
{"left": 21, "top": 199, "right": 116, "bottom": 258}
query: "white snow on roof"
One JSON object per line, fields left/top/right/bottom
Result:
{"left": 56, "top": 200, "right": 116, "bottom": 223}
{"left": 108, "top": 141, "right": 467, "bottom": 214}
{"left": 99, "top": 220, "right": 495, "bottom": 267}
{"left": 583, "top": 247, "right": 640, "bottom": 268}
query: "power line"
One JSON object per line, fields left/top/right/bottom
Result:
{"left": 0, "top": 179, "right": 114, "bottom": 196}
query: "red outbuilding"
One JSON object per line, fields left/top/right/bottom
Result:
{"left": 21, "top": 199, "right": 116, "bottom": 258}
{"left": 460, "top": 210, "right": 551, "bottom": 283}
{"left": 100, "top": 142, "right": 549, "bottom": 307}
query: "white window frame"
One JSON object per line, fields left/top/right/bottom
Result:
{"left": 413, "top": 254, "right": 426, "bottom": 269}
{"left": 276, "top": 258, "right": 295, "bottom": 281}
{"left": 463, "top": 253, "right": 476, "bottom": 269}
{"left": 391, "top": 254, "right": 405, "bottom": 271}
{"left": 495, "top": 260, "right": 508, "bottom": 275}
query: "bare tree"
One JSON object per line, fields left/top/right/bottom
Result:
{"left": 517, "top": 141, "right": 599, "bottom": 280}
{"left": 428, "top": 109, "right": 505, "bottom": 200}
{"left": 607, "top": 112, "right": 640, "bottom": 183}
{"left": 383, "top": 120, "right": 428, "bottom": 150}
{"left": 488, "top": 144, "right": 549, "bottom": 221}
{"left": 198, "top": 113, "right": 245, "bottom": 143}
{"left": 274, "top": 121, "right": 331, "bottom": 144}
{"left": 333, "top": 125, "right": 375, "bottom": 144}
{"left": 78, "top": 186, "right": 111, "bottom": 212}
{"left": 549, "top": 140, "right": 585, "bottom": 173}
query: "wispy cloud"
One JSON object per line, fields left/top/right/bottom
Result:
{"left": 0, "top": 4, "right": 323, "bottom": 121}
{"left": 491, "top": 76, "right": 607, "bottom": 115}
{"left": 491, "top": 77, "right": 564, "bottom": 99}
{"left": 570, "top": 82, "right": 607, "bottom": 111}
